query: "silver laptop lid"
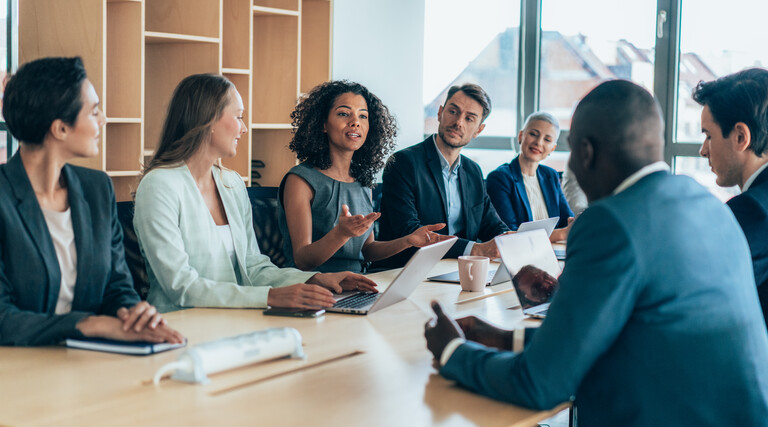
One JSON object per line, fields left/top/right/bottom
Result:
{"left": 368, "top": 237, "right": 457, "bottom": 313}
{"left": 494, "top": 230, "right": 560, "bottom": 312}
{"left": 516, "top": 217, "right": 559, "bottom": 237}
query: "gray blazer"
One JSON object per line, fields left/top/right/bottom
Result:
{"left": 0, "top": 153, "right": 139, "bottom": 345}
{"left": 134, "top": 165, "right": 313, "bottom": 312}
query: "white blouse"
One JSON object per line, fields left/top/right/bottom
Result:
{"left": 42, "top": 208, "right": 77, "bottom": 314}
{"left": 216, "top": 224, "right": 237, "bottom": 269}
{"left": 523, "top": 174, "right": 549, "bottom": 221}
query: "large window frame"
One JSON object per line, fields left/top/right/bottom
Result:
{"left": 465, "top": 0, "right": 698, "bottom": 168}
{"left": 2, "top": 0, "right": 17, "bottom": 162}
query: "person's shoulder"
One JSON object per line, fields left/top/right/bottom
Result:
{"left": 218, "top": 166, "right": 246, "bottom": 188}
{"left": 538, "top": 163, "right": 560, "bottom": 179}
{"left": 136, "top": 165, "right": 188, "bottom": 195}
{"left": 384, "top": 141, "right": 426, "bottom": 174}
{"left": 459, "top": 153, "right": 483, "bottom": 176}
{"left": 65, "top": 164, "right": 113, "bottom": 192}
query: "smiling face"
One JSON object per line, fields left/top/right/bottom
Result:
{"left": 61, "top": 79, "right": 105, "bottom": 159}
{"left": 323, "top": 92, "right": 369, "bottom": 153}
{"left": 518, "top": 119, "right": 558, "bottom": 165}
{"left": 699, "top": 105, "right": 743, "bottom": 187}
{"left": 436, "top": 90, "right": 486, "bottom": 149}
{"left": 209, "top": 88, "right": 246, "bottom": 159}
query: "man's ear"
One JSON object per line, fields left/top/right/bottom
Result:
{"left": 48, "top": 119, "right": 69, "bottom": 141}
{"left": 575, "top": 137, "right": 595, "bottom": 170}
{"left": 473, "top": 123, "right": 486, "bottom": 139}
{"left": 732, "top": 122, "right": 752, "bottom": 153}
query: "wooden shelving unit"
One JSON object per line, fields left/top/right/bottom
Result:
{"left": 19, "top": 0, "right": 332, "bottom": 199}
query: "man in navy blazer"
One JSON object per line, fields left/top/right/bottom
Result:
{"left": 379, "top": 84, "right": 509, "bottom": 267}
{"left": 695, "top": 68, "right": 768, "bottom": 326}
{"left": 424, "top": 80, "right": 768, "bottom": 425}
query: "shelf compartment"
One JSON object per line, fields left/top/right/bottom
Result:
{"left": 107, "top": 0, "right": 143, "bottom": 118}
{"left": 253, "top": 14, "right": 299, "bottom": 124}
{"left": 145, "top": 31, "right": 220, "bottom": 44}
{"left": 106, "top": 123, "right": 143, "bottom": 171}
{"left": 253, "top": 0, "right": 299, "bottom": 12}
{"left": 146, "top": 0, "right": 220, "bottom": 39}
{"left": 251, "top": 129, "right": 297, "bottom": 187}
{"left": 223, "top": 0, "right": 252, "bottom": 70}
{"left": 251, "top": 123, "right": 293, "bottom": 129}
{"left": 144, "top": 42, "right": 220, "bottom": 151}
{"left": 300, "top": 0, "right": 331, "bottom": 93}
{"left": 111, "top": 176, "right": 139, "bottom": 202}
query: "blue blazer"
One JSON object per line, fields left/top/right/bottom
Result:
{"left": 378, "top": 137, "right": 509, "bottom": 266}
{"left": 441, "top": 171, "right": 768, "bottom": 425}
{"left": 0, "top": 153, "right": 139, "bottom": 345}
{"left": 486, "top": 156, "right": 573, "bottom": 230}
{"left": 728, "top": 166, "right": 768, "bottom": 326}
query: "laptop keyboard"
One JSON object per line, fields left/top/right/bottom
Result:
{"left": 333, "top": 292, "right": 379, "bottom": 309}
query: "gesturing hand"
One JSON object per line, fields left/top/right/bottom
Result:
{"left": 336, "top": 204, "right": 380, "bottom": 238}
{"left": 470, "top": 239, "right": 500, "bottom": 258}
{"left": 405, "top": 223, "right": 453, "bottom": 248}
{"left": 267, "top": 283, "right": 337, "bottom": 308}
{"left": 424, "top": 301, "right": 464, "bottom": 362}
{"left": 306, "top": 271, "right": 379, "bottom": 294}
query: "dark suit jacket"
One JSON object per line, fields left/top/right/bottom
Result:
{"left": 378, "top": 137, "right": 509, "bottom": 266}
{"left": 486, "top": 156, "right": 573, "bottom": 230}
{"left": 0, "top": 153, "right": 139, "bottom": 345}
{"left": 442, "top": 171, "right": 768, "bottom": 425}
{"left": 728, "top": 166, "right": 768, "bottom": 325}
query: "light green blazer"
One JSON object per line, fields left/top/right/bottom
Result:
{"left": 133, "top": 165, "right": 314, "bottom": 312}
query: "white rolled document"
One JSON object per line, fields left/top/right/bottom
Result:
{"left": 153, "top": 327, "right": 305, "bottom": 385}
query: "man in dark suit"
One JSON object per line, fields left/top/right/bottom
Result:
{"left": 424, "top": 80, "right": 768, "bottom": 425}
{"left": 694, "top": 68, "right": 768, "bottom": 326}
{"left": 379, "top": 84, "right": 509, "bottom": 266}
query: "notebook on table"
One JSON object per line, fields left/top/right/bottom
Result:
{"left": 495, "top": 229, "right": 561, "bottom": 319}
{"left": 327, "top": 237, "right": 457, "bottom": 315}
{"left": 64, "top": 338, "right": 187, "bottom": 356}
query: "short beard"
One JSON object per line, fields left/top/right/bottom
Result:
{"left": 437, "top": 129, "right": 469, "bottom": 149}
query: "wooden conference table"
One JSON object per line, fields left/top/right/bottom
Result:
{"left": 0, "top": 260, "right": 569, "bottom": 427}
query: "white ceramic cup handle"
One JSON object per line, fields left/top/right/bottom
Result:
{"left": 467, "top": 263, "right": 474, "bottom": 281}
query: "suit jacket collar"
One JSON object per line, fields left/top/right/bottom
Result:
{"left": 508, "top": 156, "right": 532, "bottom": 221}
{"left": 5, "top": 153, "right": 62, "bottom": 311}
{"left": 421, "top": 136, "right": 449, "bottom": 217}
{"left": 62, "top": 164, "right": 96, "bottom": 311}
{"left": 744, "top": 162, "right": 768, "bottom": 192}
{"left": 507, "top": 156, "right": 560, "bottom": 222}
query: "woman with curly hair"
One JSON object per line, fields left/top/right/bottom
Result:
{"left": 279, "top": 81, "right": 449, "bottom": 272}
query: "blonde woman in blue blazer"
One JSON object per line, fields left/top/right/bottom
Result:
{"left": 134, "top": 74, "right": 378, "bottom": 313}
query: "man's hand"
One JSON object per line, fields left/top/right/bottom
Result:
{"left": 456, "top": 315, "right": 513, "bottom": 350}
{"left": 336, "top": 204, "right": 380, "bottom": 238}
{"left": 550, "top": 216, "right": 575, "bottom": 243}
{"left": 424, "top": 301, "right": 464, "bottom": 362}
{"left": 306, "top": 271, "right": 379, "bottom": 294}
{"left": 77, "top": 315, "right": 185, "bottom": 344}
{"left": 470, "top": 239, "right": 500, "bottom": 258}
{"left": 117, "top": 301, "right": 165, "bottom": 333}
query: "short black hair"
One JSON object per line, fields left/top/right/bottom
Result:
{"left": 445, "top": 83, "right": 492, "bottom": 122}
{"left": 693, "top": 68, "right": 768, "bottom": 156}
{"left": 3, "top": 56, "right": 88, "bottom": 145}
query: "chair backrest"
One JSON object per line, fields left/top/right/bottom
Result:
{"left": 247, "top": 186, "right": 287, "bottom": 268}
{"left": 115, "top": 201, "right": 150, "bottom": 300}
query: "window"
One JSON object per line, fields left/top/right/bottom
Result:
{"left": 671, "top": 0, "right": 768, "bottom": 198}
{"left": 0, "top": 0, "right": 13, "bottom": 164}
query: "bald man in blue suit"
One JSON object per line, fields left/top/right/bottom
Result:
{"left": 424, "top": 80, "right": 768, "bottom": 426}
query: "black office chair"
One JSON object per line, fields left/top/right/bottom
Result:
{"left": 246, "top": 186, "right": 288, "bottom": 268}
{"left": 116, "top": 201, "right": 150, "bottom": 300}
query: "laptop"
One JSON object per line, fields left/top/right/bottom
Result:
{"left": 494, "top": 229, "right": 561, "bottom": 318}
{"left": 327, "top": 237, "right": 457, "bottom": 315}
{"left": 427, "top": 263, "right": 511, "bottom": 286}
{"left": 516, "top": 216, "right": 559, "bottom": 236}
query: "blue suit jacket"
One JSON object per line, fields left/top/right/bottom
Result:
{"left": 441, "top": 171, "right": 768, "bottom": 425}
{"left": 378, "top": 137, "right": 509, "bottom": 266}
{"left": 486, "top": 156, "right": 573, "bottom": 230}
{"left": 0, "top": 153, "right": 139, "bottom": 345}
{"left": 728, "top": 166, "right": 768, "bottom": 326}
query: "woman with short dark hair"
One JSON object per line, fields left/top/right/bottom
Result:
{"left": 0, "top": 57, "right": 183, "bottom": 345}
{"left": 279, "top": 80, "right": 450, "bottom": 272}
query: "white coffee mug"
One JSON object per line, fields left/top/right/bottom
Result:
{"left": 458, "top": 256, "right": 489, "bottom": 292}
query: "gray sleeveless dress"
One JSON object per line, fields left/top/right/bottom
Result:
{"left": 278, "top": 163, "right": 373, "bottom": 273}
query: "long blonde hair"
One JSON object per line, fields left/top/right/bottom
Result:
{"left": 141, "top": 74, "right": 234, "bottom": 180}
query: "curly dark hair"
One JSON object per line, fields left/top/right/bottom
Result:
{"left": 289, "top": 80, "right": 398, "bottom": 188}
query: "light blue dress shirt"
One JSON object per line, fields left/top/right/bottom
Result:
{"left": 432, "top": 136, "right": 473, "bottom": 255}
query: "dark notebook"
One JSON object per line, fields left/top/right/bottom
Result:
{"left": 64, "top": 338, "right": 186, "bottom": 356}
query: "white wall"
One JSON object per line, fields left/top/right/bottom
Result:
{"left": 331, "top": 0, "right": 425, "bottom": 150}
